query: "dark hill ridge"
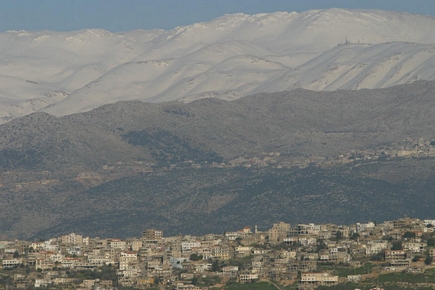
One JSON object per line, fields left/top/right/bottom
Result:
{"left": 0, "top": 111, "right": 150, "bottom": 170}
{"left": 0, "top": 80, "right": 435, "bottom": 171}
{"left": 1, "top": 81, "right": 435, "bottom": 238}
{"left": 22, "top": 158, "right": 435, "bottom": 239}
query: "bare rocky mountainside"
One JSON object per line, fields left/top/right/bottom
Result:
{"left": 1, "top": 81, "right": 435, "bottom": 239}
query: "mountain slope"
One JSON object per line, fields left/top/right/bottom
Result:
{"left": 258, "top": 42, "right": 435, "bottom": 92}
{"left": 0, "top": 81, "right": 435, "bottom": 238}
{"left": 0, "top": 80, "right": 435, "bottom": 172}
{"left": 1, "top": 9, "right": 435, "bottom": 120}
{"left": 6, "top": 158, "right": 435, "bottom": 239}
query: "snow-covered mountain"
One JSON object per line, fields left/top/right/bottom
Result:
{"left": 1, "top": 9, "right": 435, "bottom": 121}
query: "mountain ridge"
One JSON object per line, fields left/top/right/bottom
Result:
{"left": 1, "top": 80, "right": 435, "bottom": 172}
{"left": 1, "top": 9, "right": 435, "bottom": 121}
{"left": 1, "top": 80, "right": 435, "bottom": 238}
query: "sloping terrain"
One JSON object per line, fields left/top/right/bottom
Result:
{"left": 4, "top": 158, "right": 435, "bottom": 239}
{"left": 1, "top": 9, "right": 435, "bottom": 120}
{"left": 0, "top": 81, "right": 434, "bottom": 238}
{"left": 0, "top": 80, "right": 435, "bottom": 172}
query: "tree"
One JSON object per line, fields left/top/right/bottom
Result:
{"left": 403, "top": 231, "right": 416, "bottom": 239}
{"left": 191, "top": 277, "right": 198, "bottom": 285}
{"left": 382, "top": 235, "right": 393, "bottom": 241}
{"left": 316, "top": 240, "right": 328, "bottom": 252}
{"left": 189, "top": 254, "right": 203, "bottom": 261}
{"left": 350, "top": 233, "right": 360, "bottom": 240}
{"left": 370, "top": 252, "right": 384, "bottom": 261}
{"left": 335, "top": 230, "right": 343, "bottom": 240}
{"left": 13, "top": 251, "right": 19, "bottom": 258}
{"left": 427, "top": 238, "right": 435, "bottom": 247}
{"left": 211, "top": 260, "right": 220, "bottom": 272}
{"left": 391, "top": 241, "right": 402, "bottom": 250}
{"left": 424, "top": 255, "right": 433, "bottom": 265}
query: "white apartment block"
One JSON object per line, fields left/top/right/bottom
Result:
{"left": 181, "top": 241, "right": 201, "bottom": 252}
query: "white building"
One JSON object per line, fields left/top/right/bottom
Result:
{"left": 181, "top": 241, "right": 201, "bottom": 252}
{"left": 239, "top": 274, "right": 258, "bottom": 283}
{"left": 2, "top": 259, "right": 22, "bottom": 268}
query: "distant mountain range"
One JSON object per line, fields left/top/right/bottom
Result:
{"left": 1, "top": 80, "right": 434, "bottom": 172}
{"left": 1, "top": 9, "right": 435, "bottom": 122}
{"left": 1, "top": 9, "right": 435, "bottom": 239}
{"left": 0, "top": 81, "right": 435, "bottom": 239}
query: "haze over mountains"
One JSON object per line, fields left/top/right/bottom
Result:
{"left": 0, "top": 79, "right": 434, "bottom": 173}
{"left": 1, "top": 80, "right": 435, "bottom": 238}
{"left": 2, "top": 8, "right": 435, "bottom": 238}
{"left": 1, "top": 9, "right": 435, "bottom": 122}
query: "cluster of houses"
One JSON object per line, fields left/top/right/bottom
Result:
{"left": 5, "top": 138, "right": 435, "bottom": 195}
{"left": 335, "top": 137, "right": 435, "bottom": 164}
{"left": 211, "top": 138, "right": 435, "bottom": 169}
{"left": 1, "top": 218, "right": 435, "bottom": 289}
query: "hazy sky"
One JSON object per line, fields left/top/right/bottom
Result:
{"left": 1, "top": 0, "right": 435, "bottom": 32}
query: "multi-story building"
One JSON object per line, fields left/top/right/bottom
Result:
{"left": 109, "top": 239, "right": 127, "bottom": 249}
{"left": 239, "top": 273, "right": 258, "bottom": 284}
{"left": 300, "top": 272, "right": 339, "bottom": 288}
{"left": 143, "top": 229, "right": 163, "bottom": 240}
{"left": 61, "top": 233, "right": 84, "bottom": 245}
{"left": 181, "top": 241, "right": 201, "bottom": 253}
{"left": 2, "top": 259, "right": 22, "bottom": 268}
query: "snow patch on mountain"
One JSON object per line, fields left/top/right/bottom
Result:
{"left": 0, "top": 9, "right": 435, "bottom": 120}
{"left": 257, "top": 42, "right": 435, "bottom": 92}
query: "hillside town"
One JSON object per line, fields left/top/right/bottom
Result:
{"left": 2, "top": 137, "right": 435, "bottom": 194}
{"left": 75, "top": 137, "right": 435, "bottom": 174}
{"left": 1, "top": 217, "right": 435, "bottom": 289}
{"left": 225, "top": 137, "right": 435, "bottom": 169}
